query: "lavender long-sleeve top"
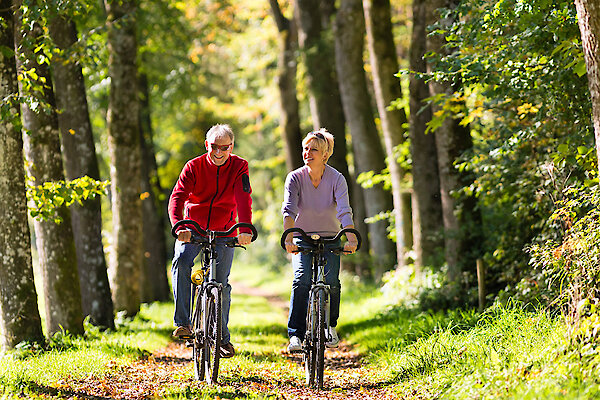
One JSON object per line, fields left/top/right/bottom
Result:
{"left": 282, "top": 165, "right": 354, "bottom": 237}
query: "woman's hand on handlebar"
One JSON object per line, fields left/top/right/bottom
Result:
{"left": 284, "top": 232, "right": 298, "bottom": 253}
{"left": 237, "top": 233, "right": 252, "bottom": 246}
{"left": 177, "top": 229, "right": 192, "bottom": 243}
{"left": 343, "top": 241, "right": 357, "bottom": 254}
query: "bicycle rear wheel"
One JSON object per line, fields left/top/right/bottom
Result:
{"left": 202, "top": 286, "right": 222, "bottom": 384}
{"left": 315, "top": 289, "right": 326, "bottom": 390}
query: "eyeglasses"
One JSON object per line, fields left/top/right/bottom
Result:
{"left": 312, "top": 132, "right": 325, "bottom": 140}
{"left": 210, "top": 143, "right": 232, "bottom": 151}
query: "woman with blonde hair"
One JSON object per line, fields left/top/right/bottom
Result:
{"left": 281, "top": 128, "right": 358, "bottom": 351}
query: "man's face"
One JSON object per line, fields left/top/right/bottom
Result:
{"left": 205, "top": 135, "right": 233, "bottom": 166}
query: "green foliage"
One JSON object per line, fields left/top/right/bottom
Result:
{"left": 528, "top": 187, "right": 600, "bottom": 319}
{"left": 416, "top": 0, "right": 598, "bottom": 301}
{"left": 26, "top": 175, "right": 109, "bottom": 223}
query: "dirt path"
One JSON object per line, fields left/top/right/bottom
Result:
{"left": 54, "top": 283, "right": 400, "bottom": 399}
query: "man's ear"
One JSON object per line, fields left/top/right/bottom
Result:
{"left": 205, "top": 140, "right": 210, "bottom": 151}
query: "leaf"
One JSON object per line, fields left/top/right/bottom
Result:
{"left": 574, "top": 60, "right": 587, "bottom": 77}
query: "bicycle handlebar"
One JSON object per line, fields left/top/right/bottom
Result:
{"left": 171, "top": 219, "right": 258, "bottom": 243}
{"left": 279, "top": 227, "right": 362, "bottom": 252}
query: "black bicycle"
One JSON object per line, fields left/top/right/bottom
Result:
{"left": 280, "top": 227, "right": 361, "bottom": 389}
{"left": 172, "top": 219, "right": 258, "bottom": 384}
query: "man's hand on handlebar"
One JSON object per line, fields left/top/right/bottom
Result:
{"left": 237, "top": 233, "right": 252, "bottom": 246}
{"left": 177, "top": 229, "right": 192, "bottom": 243}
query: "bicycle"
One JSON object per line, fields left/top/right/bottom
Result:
{"left": 280, "top": 227, "right": 362, "bottom": 390}
{"left": 171, "top": 219, "right": 258, "bottom": 384}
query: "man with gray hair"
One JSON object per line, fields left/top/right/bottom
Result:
{"left": 168, "top": 124, "right": 253, "bottom": 358}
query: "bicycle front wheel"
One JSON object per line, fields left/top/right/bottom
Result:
{"left": 202, "top": 286, "right": 222, "bottom": 384}
{"left": 191, "top": 287, "right": 204, "bottom": 381}
{"left": 315, "top": 288, "right": 327, "bottom": 390}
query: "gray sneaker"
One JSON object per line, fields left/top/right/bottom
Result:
{"left": 287, "top": 336, "right": 302, "bottom": 352}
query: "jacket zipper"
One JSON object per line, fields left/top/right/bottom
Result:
{"left": 206, "top": 164, "right": 220, "bottom": 230}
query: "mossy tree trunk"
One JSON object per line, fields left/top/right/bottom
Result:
{"left": 138, "top": 73, "right": 169, "bottom": 302}
{"left": 48, "top": 11, "right": 115, "bottom": 330}
{"left": 408, "top": 0, "right": 443, "bottom": 268}
{"left": 363, "top": 0, "right": 411, "bottom": 268}
{"left": 334, "top": 0, "right": 396, "bottom": 279}
{"left": 15, "top": 0, "right": 84, "bottom": 336}
{"left": 269, "top": 0, "right": 303, "bottom": 171}
{"left": 0, "top": 0, "right": 44, "bottom": 349}
{"left": 575, "top": 0, "right": 600, "bottom": 173}
{"left": 105, "top": 0, "right": 143, "bottom": 316}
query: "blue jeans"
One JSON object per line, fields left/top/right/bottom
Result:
{"left": 171, "top": 237, "right": 235, "bottom": 344}
{"left": 287, "top": 238, "right": 341, "bottom": 340}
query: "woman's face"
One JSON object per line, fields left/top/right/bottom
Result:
{"left": 205, "top": 134, "right": 233, "bottom": 166}
{"left": 302, "top": 139, "right": 326, "bottom": 167}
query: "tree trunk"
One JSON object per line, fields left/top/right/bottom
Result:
{"left": 0, "top": 0, "right": 44, "bottom": 349}
{"left": 334, "top": 0, "right": 396, "bottom": 279}
{"left": 294, "top": 0, "right": 351, "bottom": 185}
{"left": 409, "top": 0, "right": 443, "bottom": 268}
{"left": 575, "top": 0, "right": 600, "bottom": 172}
{"left": 105, "top": 0, "right": 143, "bottom": 316}
{"left": 47, "top": 12, "right": 115, "bottom": 329}
{"left": 427, "top": 0, "right": 482, "bottom": 284}
{"left": 362, "top": 0, "right": 411, "bottom": 268}
{"left": 139, "top": 72, "right": 169, "bottom": 302}
{"left": 15, "top": 1, "right": 84, "bottom": 336}
{"left": 269, "top": 0, "right": 303, "bottom": 171}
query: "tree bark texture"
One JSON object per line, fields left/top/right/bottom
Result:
{"left": 363, "top": 0, "right": 411, "bottom": 268}
{"left": 48, "top": 12, "right": 114, "bottom": 329}
{"left": 334, "top": 0, "right": 396, "bottom": 278}
{"left": 269, "top": 0, "right": 304, "bottom": 171}
{"left": 427, "top": 0, "right": 482, "bottom": 284}
{"left": 294, "top": 0, "right": 351, "bottom": 185}
{"left": 105, "top": 0, "right": 143, "bottom": 316}
{"left": 575, "top": 0, "right": 600, "bottom": 172}
{"left": 139, "top": 73, "right": 169, "bottom": 302}
{"left": 409, "top": 0, "right": 443, "bottom": 268}
{"left": 15, "top": 3, "right": 84, "bottom": 336}
{"left": 0, "top": 0, "right": 44, "bottom": 349}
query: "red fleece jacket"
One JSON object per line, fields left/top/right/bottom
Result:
{"left": 168, "top": 153, "right": 253, "bottom": 236}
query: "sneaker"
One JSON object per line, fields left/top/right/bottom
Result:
{"left": 287, "top": 336, "right": 302, "bottom": 352}
{"left": 172, "top": 326, "right": 192, "bottom": 339}
{"left": 220, "top": 342, "right": 235, "bottom": 358}
{"left": 326, "top": 326, "right": 339, "bottom": 348}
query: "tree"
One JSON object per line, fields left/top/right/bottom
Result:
{"left": 427, "top": 0, "right": 482, "bottom": 284}
{"left": 47, "top": 7, "right": 114, "bottom": 329}
{"left": 15, "top": 0, "right": 84, "bottom": 336}
{"left": 363, "top": 0, "right": 411, "bottom": 268}
{"left": 408, "top": 0, "right": 443, "bottom": 268}
{"left": 334, "top": 0, "right": 396, "bottom": 277}
{"left": 105, "top": 0, "right": 143, "bottom": 316}
{"left": 0, "top": 0, "right": 44, "bottom": 349}
{"left": 294, "top": 0, "right": 350, "bottom": 183}
{"left": 269, "top": 0, "right": 303, "bottom": 171}
{"left": 575, "top": 0, "right": 600, "bottom": 173}
{"left": 138, "top": 72, "right": 169, "bottom": 302}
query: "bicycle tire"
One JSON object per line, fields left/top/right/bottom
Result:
{"left": 304, "top": 292, "right": 316, "bottom": 386}
{"left": 191, "top": 287, "right": 204, "bottom": 381}
{"left": 315, "top": 289, "right": 326, "bottom": 390}
{"left": 202, "top": 286, "right": 222, "bottom": 384}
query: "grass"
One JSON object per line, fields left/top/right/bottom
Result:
{"left": 2, "top": 260, "right": 599, "bottom": 399}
